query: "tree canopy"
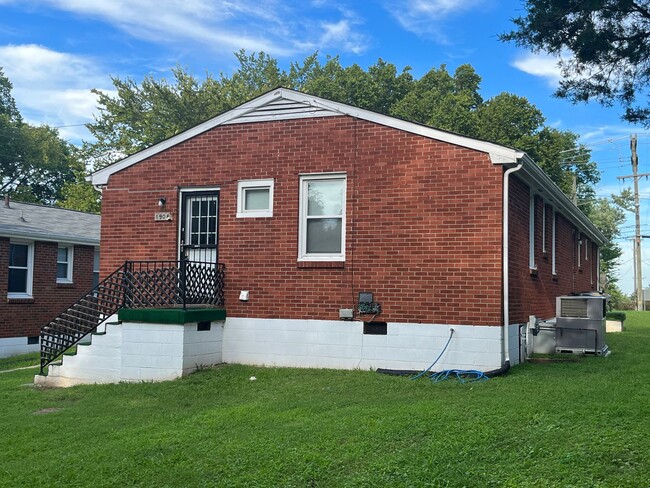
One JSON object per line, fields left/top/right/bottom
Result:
{"left": 84, "top": 52, "right": 600, "bottom": 204}
{"left": 501, "top": 0, "right": 650, "bottom": 126}
{"left": 82, "top": 51, "right": 633, "bottom": 283}
{"left": 0, "top": 68, "right": 82, "bottom": 205}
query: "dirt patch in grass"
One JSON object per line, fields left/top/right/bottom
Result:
{"left": 33, "top": 407, "right": 62, "bottom": 415}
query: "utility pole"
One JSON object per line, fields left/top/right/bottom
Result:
{"left": 571, "top": 174, "right": 577, "bottom": 205}
{"left": 617, "top": 134, "right": 648, "bottom": 311}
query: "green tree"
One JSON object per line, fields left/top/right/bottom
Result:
{"left": 84, "top": 53, "right": 601, "bottom": 205}
{"left": 501, "top": 0, "right": 650, "bottom": 125}
{"left": 58, "top": 168, "right": 101, "bottom": 214}
{"left": 585, "top": 196, "right": 626, "bottom": 281}
{"left": 85, "top": 53, "right": 415, "bottom": 170}
{"left": 303, "top": 56, "right": 414, "bottom": 113}
{"left": 83, "top": 52, "right": 624, "bottom": 281}
{"left": 390, "top": 64, "right": 481, "bottom": 135}
{"left": 0, "top": 68, "right": 78, "bottom": 204}
{"left": 84, "top": 53, "right": 604, "bottom": 201}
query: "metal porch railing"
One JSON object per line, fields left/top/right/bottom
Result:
{"left": 39, "top": 260, "right": 225, "bottom": 373}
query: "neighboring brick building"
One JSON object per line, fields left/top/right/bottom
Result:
{"left": 0, "top": 199, "right": 100, "bottom": 357}
{"left": 89, "top": 88, "right": 605, "bottom": 372}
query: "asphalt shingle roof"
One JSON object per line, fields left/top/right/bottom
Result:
{"left": 0, "top": 200, "right": 100, "bottom": 246}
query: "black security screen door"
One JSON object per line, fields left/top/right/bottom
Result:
{"left": 180, "top": 191, "right": 219, "bottom": 264}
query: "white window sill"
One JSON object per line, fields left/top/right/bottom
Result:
{"left": 56, "top": 279, "right": 73, "bottom": 284}
{"left": 7, "top": 293, "right": 33, "bottom": 299}
{"left": 236, "top": 211, "right": 273, "bottom": 218}
{"left": 298, "top": 255, "right": 345, "bottom": 262}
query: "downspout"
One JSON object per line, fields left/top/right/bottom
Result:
{"left": 502, "top": 160, "right": 523, "bottom": 366}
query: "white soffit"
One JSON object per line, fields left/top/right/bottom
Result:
{"left": 90, "top": 88, "right": 520, "bottom": 186}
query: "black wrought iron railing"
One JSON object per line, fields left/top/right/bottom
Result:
{"left": 39, "top": 260, "right": 225, "bottom": 373}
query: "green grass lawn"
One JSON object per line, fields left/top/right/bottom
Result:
{"left": 1, "top": 313, "right": 649, "bottom": 487}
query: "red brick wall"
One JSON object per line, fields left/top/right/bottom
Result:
{"left": 508, "top": 176, "right": 598, "bottom": 323}
{"left": 0, "top": 239, "right": 96, "bottom": 339}
{"left": 101, "top": 116, "right": 504, "bottom": 326}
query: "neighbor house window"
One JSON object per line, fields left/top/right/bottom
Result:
{"left": 299, "top": 173, "right": 346, "bottom": 261}
{"left": 236, "top": 179, "right": 273, "bottom": 218}
{"left": 585, "top": 238, "right": 589, "bottom": 261}
{"left": 8, "top": 241, "right": 33, "bottom": 298}
{"left": 529, "top": 193, "right": 536, "bottom": 270}
{"left": 57, "top": 245, "right": 73, "bottom": 283}
{"left": 93, "top": 248, "right": 100, "bottom": 288}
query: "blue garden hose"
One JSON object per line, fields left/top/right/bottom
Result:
{"left": 410, "top": 328, "right": 489, "bottom": 383}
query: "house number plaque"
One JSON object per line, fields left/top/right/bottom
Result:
{"left": 154, "top": 212, "right": 172, "bottom": 221}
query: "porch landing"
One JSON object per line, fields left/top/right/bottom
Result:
{"left": 35, "top": 308, "right": 226, "bottom": 388}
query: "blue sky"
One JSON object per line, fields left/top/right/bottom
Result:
{"left": 0, "top": 0, "right": 649, "bottom": 294}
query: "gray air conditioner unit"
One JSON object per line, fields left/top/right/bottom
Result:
{"left": 555, "top": 295, "right": 608, "bottom": 355}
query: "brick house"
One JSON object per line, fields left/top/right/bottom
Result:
{"left": 75, "top": 88, "right": 605, "bottom": 380}
{"left": 0, "top": 199, "right": 100, "bottom": 357}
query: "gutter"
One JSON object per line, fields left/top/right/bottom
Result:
{"left": 502, "top": 161, "right": 523, "bottom": 365}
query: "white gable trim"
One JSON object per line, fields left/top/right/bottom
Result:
{"left": 88, "top": 87, "right": 606, "bottom": 246}
{"left": 90, "top": 88, "right": 520, "bottom": 186}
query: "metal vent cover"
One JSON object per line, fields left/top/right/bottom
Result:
{"left": 559, "top": 298, "right": 588, "bottom": 318}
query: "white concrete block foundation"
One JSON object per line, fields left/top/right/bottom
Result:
{"left": 0, "top": 336, "right": 40, "bottom": 358}
{"left": 35, "top": 319, "right": 224, "bottom": 388}
{"left": 35, "top": 317, "right": 517, "bottom": 387}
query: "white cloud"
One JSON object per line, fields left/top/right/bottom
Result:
{"left": 317, "top": 19, "right": 369, "bottom": 55}
{"left": 511, "top": 52, "right": 563, "bottom": 86}
{"left": 0, "top": 44, "right": 112, "bottom": 142}
{"left": 385, "top": 0, "right": 488, "bottom": 41}
{"left": 4, "top": 0, "right": 369, "bottom": 57}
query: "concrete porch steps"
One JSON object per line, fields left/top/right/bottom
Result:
{"left": 34, "top": 312, "right": 225, "bottom": 388}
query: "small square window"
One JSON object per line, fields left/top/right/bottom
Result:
{"left": 57, "top": 245, "right": 73, "bottom": 283}
{"left": 237, "top": 179, "right": 273, "bottom": 218}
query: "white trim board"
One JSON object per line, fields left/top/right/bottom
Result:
{"left": 90, "top": 88, "right": 520, "bottom": 187}
{"left": 89, "top": 88, "right": 606, "bottom": 246}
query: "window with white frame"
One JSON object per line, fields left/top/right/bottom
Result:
{"left": 57, "top": 245, "right": 73, "bottom": 283}
{"left": 299, "top": 174, "right": 346, "bottom": 261}
{"left": 93, "top": 248, "right": 100, "bottom": 288}
{"left": 577, "top": 234, "right": 582, "bottom": 268}
{"left": 585, "top": 238, "right": 589, "bottom": 261}
{"left": 8, "top": 241, "right": 33, "bottom": 297}
{"left": 529, "top": 193, "right": 536, "bottom": 270}
{"left": 236, "top": 179, "right": 273, "bottom": 218}
{"left": 542, "top": 203, "right": 546, "bottom": 253}
{"left": 552, "top": 209, "right": 557, "bottom": 275}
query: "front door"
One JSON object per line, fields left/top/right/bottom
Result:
{"left": 180, "top": 191, "right": 219, "bottom": 264}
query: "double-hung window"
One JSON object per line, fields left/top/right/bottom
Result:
{"left": 93, "top": 248, "right": 100, "bottom": 288}
{"left": 529, "top": 193, "right": 536, "bottom": 270}
{"left": 57, "top": 245, "right": 73, "bottom": 283}
{"left": 8, "top": 241, "right": 33, "bottom": 298}
{"left": 299, "top": 174, "right": 346, "bottom": 261}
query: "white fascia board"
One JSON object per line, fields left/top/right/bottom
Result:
{"left": 277, "top": 90, "right": 522, "bottom": 165}
{"left": 90, "top": 91, "right": 288, "bottom": 186}
{"left": 90, "top": 88, "right": 522, "bottom": 186}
